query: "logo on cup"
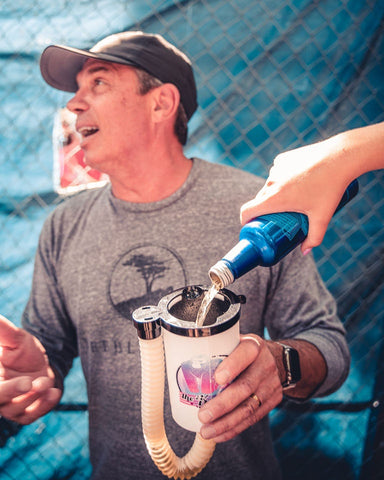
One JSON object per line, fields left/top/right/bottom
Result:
{"left": 176, "top": 355, "right": 227, "bottom": 408}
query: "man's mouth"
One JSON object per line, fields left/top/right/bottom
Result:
{"left": 78, "top": 126, "right": 99, "bottom": 138}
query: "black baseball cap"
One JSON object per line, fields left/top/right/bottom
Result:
{"left": 40, "top": 31, "right": 198, "bottom": 120}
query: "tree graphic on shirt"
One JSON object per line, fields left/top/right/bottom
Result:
{"left": 123, "top": 254, "right": 169, "bottom": 293}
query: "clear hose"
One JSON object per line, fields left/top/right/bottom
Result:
{"left": 138, "top": 335, "right": 216, "bottom": 479}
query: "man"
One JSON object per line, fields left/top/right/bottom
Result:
{"left": 0, "top": 31, "right": 350, "bottom": 479}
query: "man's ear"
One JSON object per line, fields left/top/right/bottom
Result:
{"left": 152, "top": 83, "right": 180, "bottom": 122}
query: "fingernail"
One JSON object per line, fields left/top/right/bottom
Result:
{"left": 199, "top": 409, "right": 213, "bottom": 424}
{"left": 200, "top": 425, "right": 217, "bottom": 439}
{"left": 16, "top": 378, "right": 32, "bottom": 394}
{"left": 215, "top": 369, "right": 230, "bottom": 385}
{"left": 303, "top": 248, "right": 312, "bottom": 256}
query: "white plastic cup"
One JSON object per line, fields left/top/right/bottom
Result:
{"left": 158, "top": 285, "right": 245, "bottom": 432}
{"left": 162, "top": 321, "right": 239, "bottom": 432}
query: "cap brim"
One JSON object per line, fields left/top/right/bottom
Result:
{"left": 40, "top": 45, "right": 99, "bottom": 92}
{"left": 40, "top": 45, "right": 137, "bottom": 92}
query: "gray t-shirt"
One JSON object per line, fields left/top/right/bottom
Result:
{"left": 23, "top": 158, "right": 349, "bottom": 480}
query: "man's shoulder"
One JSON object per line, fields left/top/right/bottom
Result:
{"left": 198, "top": 159, "right": 265, "bottom": 187}
{"left": 195, "top": 160, "right": 265, "bottom": 202}
{"left": 47, "top": 186, "right": 108, "bottom": 224}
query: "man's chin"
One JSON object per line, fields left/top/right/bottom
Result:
{"left": 84, "top": 154, "right": 109, "bottom": 175}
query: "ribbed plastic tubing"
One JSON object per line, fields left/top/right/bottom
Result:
{"left": 138, "top": 335, "right": 216, "bottom": 479}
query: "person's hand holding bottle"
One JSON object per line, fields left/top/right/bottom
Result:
{"left": 240, "top": 122, "right": 384, "bottom": 254}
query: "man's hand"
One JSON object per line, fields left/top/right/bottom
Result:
{"left": 198, "top": 334, "right": 283, "bottom": 443}
{"left": 0, "top": 314, "right": 62, "bottom": 424}
{"left": 198, "top": 334, "right": 327, "bottom": 442}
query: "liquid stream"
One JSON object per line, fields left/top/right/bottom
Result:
{"left": 195, "top": 284, "right": 220, "bottom": 327}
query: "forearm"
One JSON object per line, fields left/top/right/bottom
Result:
{"left": 325, "top": 121, "right": 384, "bottom": 183}
{"left": 266, "top": 338, "right": 326, "bottom": 400}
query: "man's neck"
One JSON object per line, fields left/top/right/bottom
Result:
{"left": 109, "top": 153, "right": 193, "bottom": 203}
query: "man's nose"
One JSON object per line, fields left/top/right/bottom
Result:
{"left": 66, "top": 90, "right": 87, "bottom": 114}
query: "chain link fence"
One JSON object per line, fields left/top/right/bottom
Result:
{"left": 1, "top": 0, "right": 383, "bottom": 479}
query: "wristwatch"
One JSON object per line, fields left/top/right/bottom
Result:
{"left": 277, "top": 342, "right": 301, "bottom": 389}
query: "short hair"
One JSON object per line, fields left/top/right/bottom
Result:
{"left": 135, "top": 68, "right": 188, "bottom": 145}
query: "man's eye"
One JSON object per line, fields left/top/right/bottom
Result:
{"left": 94, "top": 78, "right": 105, "bottom": 86}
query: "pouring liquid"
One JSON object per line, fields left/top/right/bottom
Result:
{"left": 195, "top": 284, "right": 220, "bottom": 327}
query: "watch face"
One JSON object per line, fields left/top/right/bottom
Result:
{"left": 282, "top": 345, "right": 301, "bottom": 387}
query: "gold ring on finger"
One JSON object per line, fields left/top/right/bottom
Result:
{"left": 250, "top": 393, "right": 261, "bottom": 407}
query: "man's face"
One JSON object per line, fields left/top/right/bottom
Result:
{"left": 66, "top": 59, "right": 154, "bottom": 173}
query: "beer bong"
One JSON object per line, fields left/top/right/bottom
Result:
{"left": 132, "top": 285, "right": 245, "bottom": 479}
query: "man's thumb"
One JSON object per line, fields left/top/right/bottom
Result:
{"left": 0, "top": 314, "right": 22, "bottom": 348}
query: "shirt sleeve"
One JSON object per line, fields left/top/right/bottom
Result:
{"left": 22, "top": 209, "right": 78, "bottom": 386}
{"left": 263, "top": 248, "right": 350, "bottom": 398}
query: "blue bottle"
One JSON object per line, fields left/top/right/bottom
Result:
{"left": 209, "top": 179, "right": 359, "bottom": 288}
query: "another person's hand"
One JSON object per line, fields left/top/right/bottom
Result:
{"left": 0, "top": 314, "right": 62, "bottom": 424}
{"left": 240, "top": 142, "right": 350, "bottom": 254}
{"left": 198, "top": 334, "right": 283, "bottom": 442}
{"left": 240, "top": 122, "right": 384, "bottom": 254}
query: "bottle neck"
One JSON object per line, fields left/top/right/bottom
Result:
{"left": 209, "top": 239, "right": 261, "bottom": 288}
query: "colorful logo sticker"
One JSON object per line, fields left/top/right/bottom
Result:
{"left": 176, "top": 355, "right": 228, "bottom": 408}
